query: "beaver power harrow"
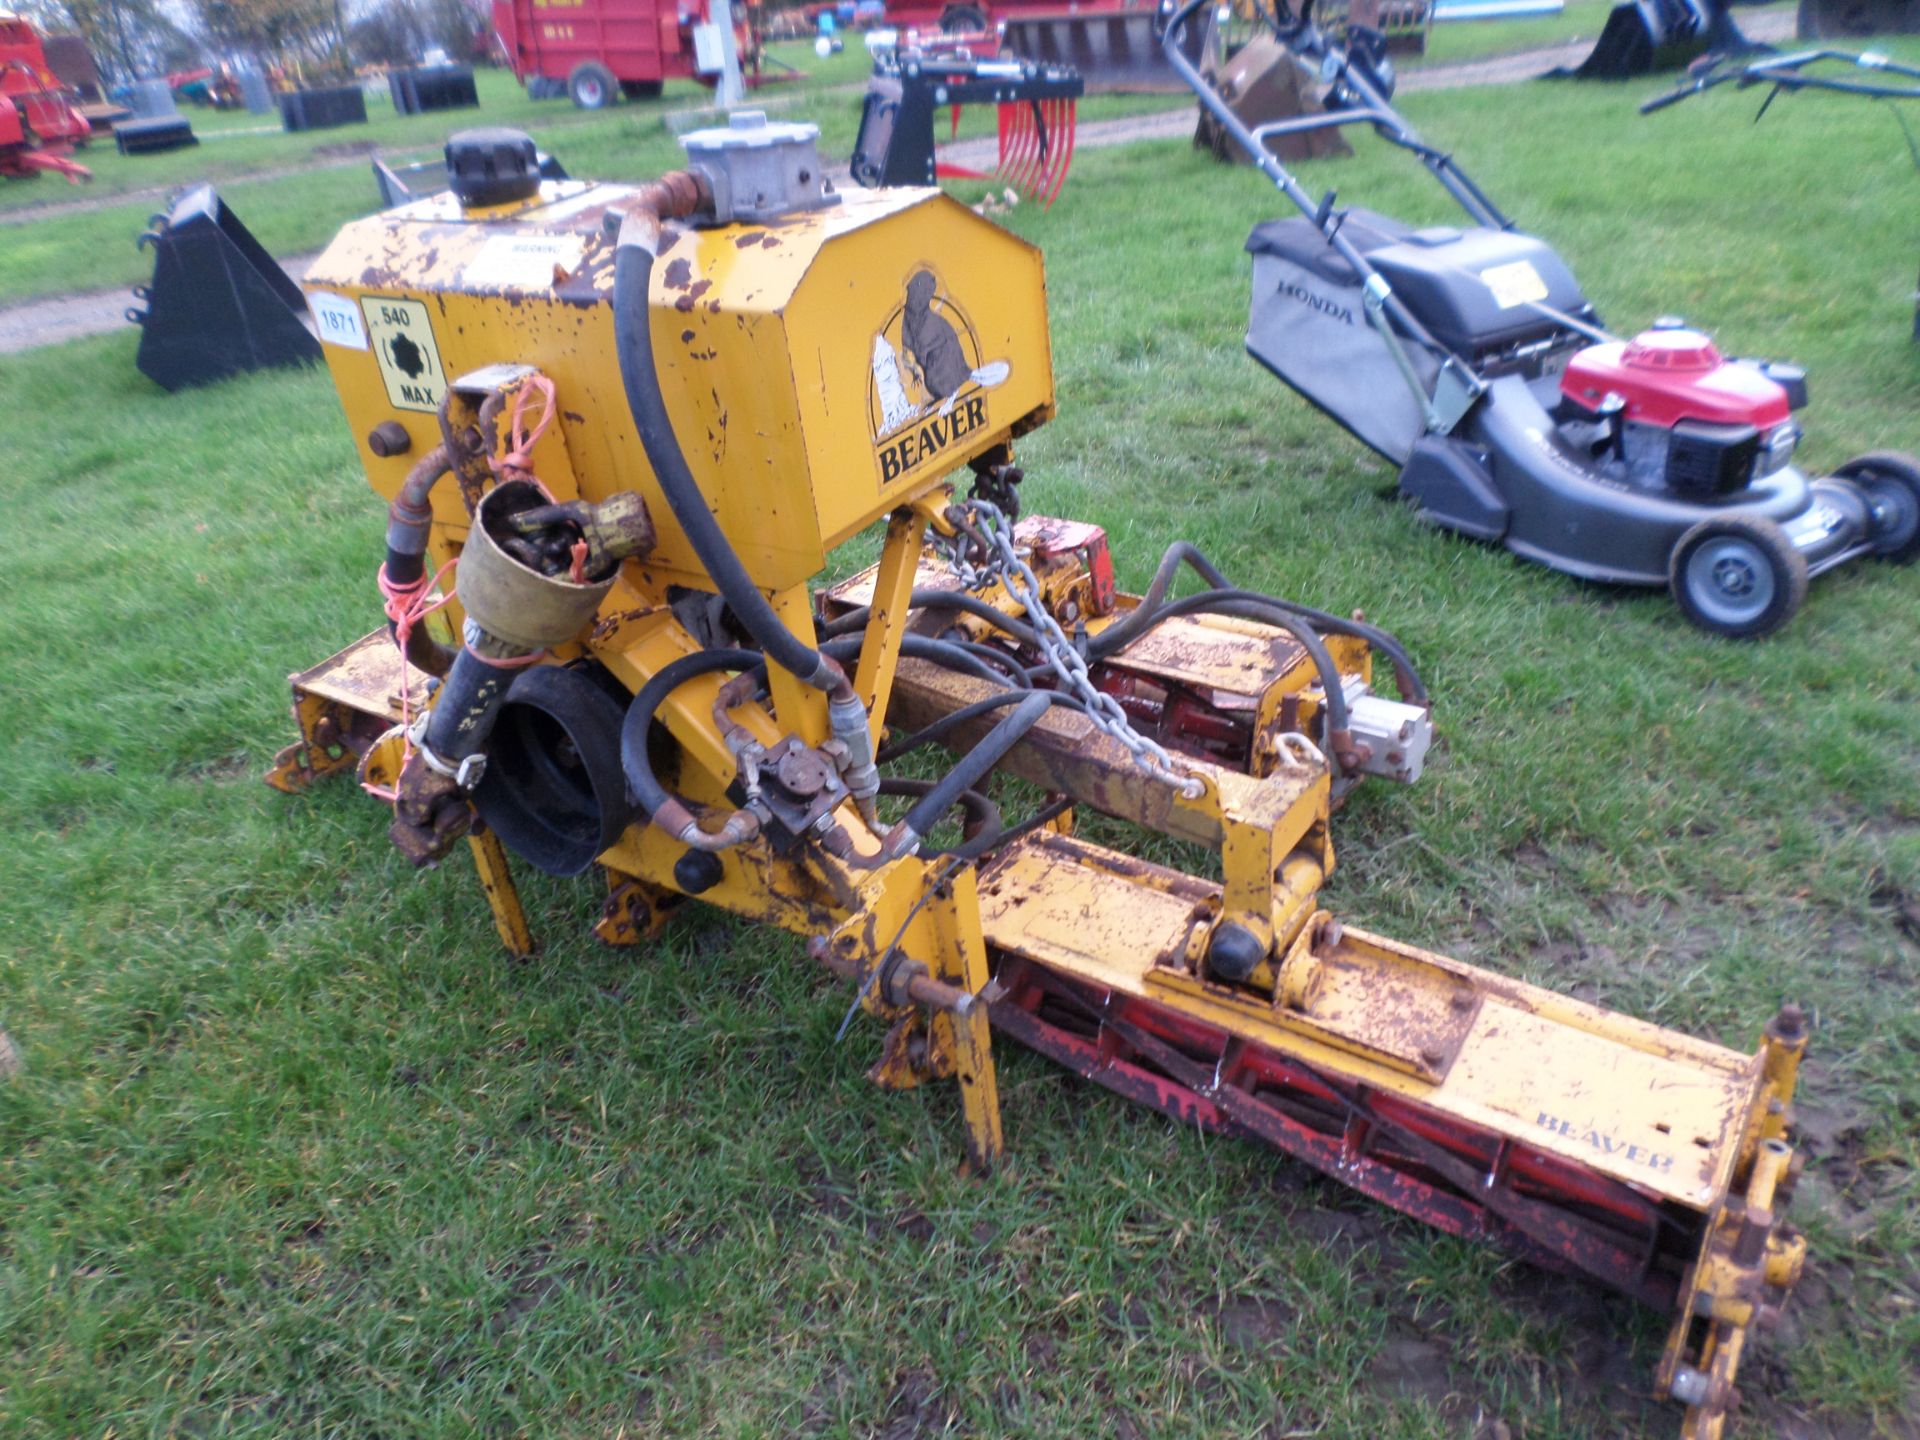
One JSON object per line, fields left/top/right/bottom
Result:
{"left": 271, "top": 119, "right": 1808, "bottom": 1437}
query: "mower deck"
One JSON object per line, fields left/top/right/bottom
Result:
{"left": 980, "top": 825, "right": 1759, "bottom": 1212}
{"left": 274, "top": 604, "right": 1803, "bottom": 1440}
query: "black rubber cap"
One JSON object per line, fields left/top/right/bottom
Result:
{"left": 1207, "top": 922, "right": 1267, "bottom": 983}
{"left": 446, "top": 127, "right": 542, "bottom": 208}
{"left": 673, "top": 849, "right": 725, "bottom": 896}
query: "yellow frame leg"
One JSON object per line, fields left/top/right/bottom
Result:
{"left": 469, "top": 827, "right": 535, "bottom": 958}
{"left": 855, "top": 508, "right": 931, "bottom": 743}
{"left": 925, "top": 867, "right": 1003, "bottom": 1172}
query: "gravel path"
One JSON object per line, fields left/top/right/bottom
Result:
{"left": 0, "top": 15, "right": 1797, "bottom": 359}
{"left": 0, "top": 252, "right": 323, "bottom": 356}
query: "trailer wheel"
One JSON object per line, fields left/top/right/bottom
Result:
{"left": 940, "top": 3, "right": 988, "bottom": 30}
{"left": 1669, "top": 515, "right": 1808, "bottom": 639}
{"left": 567, "top": 61, "right": 619, "bottom": 109}
{"left": 1834, "top": 451, "right": 1920, "bottom": 564}
{"left": 620, "top": 79, "right": 664, "bottom": 100}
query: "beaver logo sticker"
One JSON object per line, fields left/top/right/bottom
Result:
{"left": 869, "top": 267, "right": 1010, "bottom": 485}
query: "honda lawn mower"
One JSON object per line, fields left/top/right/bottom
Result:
{"left": 1165, "top": 0, "right": 1920, "bottom": 637}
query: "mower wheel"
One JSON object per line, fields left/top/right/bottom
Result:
{"left": 940, "top": 3, "right": 988, "bottom": 30}
{"left": 567, "top": 61, "right": 618, "bottom": 110}
{"left": 1669, "top": 515, "right": 1808, "bottom": 640}
{"left": 1835, "top": 451, "right": 1920, "bottom": 564}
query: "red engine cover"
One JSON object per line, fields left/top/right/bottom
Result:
{"left": 1559, "top": 328, "right": 1791, "bottom": 431}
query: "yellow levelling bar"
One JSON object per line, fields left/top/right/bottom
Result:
{"left": 975, "top": 828, "right": 1758, "bottom": 1210}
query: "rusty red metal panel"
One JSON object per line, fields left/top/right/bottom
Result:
{"left": 990, "top": 955, "right": 1691, "bottom": 1311}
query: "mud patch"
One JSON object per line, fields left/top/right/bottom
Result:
{"left": 486, "top": 1244, "right": 566, "bottom": 1337}
{"left": 1367, "top": 1331, "right": 1456, "bottom": 1409}
{"left": 1203, "top": 1294, "right": 1295, "bottom": 1353}
{"left": 877, "top": 1366, "right": 951, "bottom": 1440}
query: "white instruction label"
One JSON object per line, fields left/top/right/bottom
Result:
{"left": 1481, "top": 260, "right": 1549, "bottom": 310}
{"left": 462, "top": 233, "right": 586, "bottom": 291}
{"left": 309, "top": 290, "right": 368, "bottom": 350}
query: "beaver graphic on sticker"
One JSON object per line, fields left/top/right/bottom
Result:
{"left": 903, "top": 270, "right": 971, "bottom": 399}
{"left": 868, "top": 268, "right": 1011, "bottom": 451}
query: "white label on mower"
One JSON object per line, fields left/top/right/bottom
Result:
{"left": 1786, "top": 501, "right": 1843, "bottom": 543}
{"left": 308, "top": 291, "right": 368, "bottom": 350}
{"left": 463, "top": 233, "right": 586, "bottom": 291}
{"left": 1481, "top": 260, "right": 1549, "bottom": 310}
{"left": 361, "top": 297, "right": 446, "bottom": 413}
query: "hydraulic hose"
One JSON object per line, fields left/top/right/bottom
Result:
{"left": 379, "top": 441, "right": 459, "bottom": 676}
{"left": 876, "top": 776, "right": 1002, "bottom": 854}
{"left": 1094, "top": 587, "right": 1355, "bottom": 749}
{"left": 610, "top": 182, "right": 848, "bottom": 700}
{"left": 878, "top": 688, "right": 1086, "bottom": 765}
{"left": 382, "top": 441, "right": 452, "bottom": 588}
{"left": 819, "top": 633, "right": 1025, "bottom": 690}
{"left": 893, "top": 691, "right": 1052, "bottom": 854}
{"left": 611, "top": 175, "right": 893, "bottom": 817}
{"left": 820, "top": 589, "right": 1046, "bottom": 652}
{"left": 621, "top": 647, "right": 767, "bottom": 851}
{"left": 1093, "top": 540, "right": 1428, "bottom": 705}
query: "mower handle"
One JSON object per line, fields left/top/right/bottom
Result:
{"left": 1160, "top": 0, "right": 1488, "bottom": 428}
{"left": 1643, "top": 46, "right": 1920, "bottom": 113}
{"left": 1250, "top": 105, "right": 1397, "bottom": 143}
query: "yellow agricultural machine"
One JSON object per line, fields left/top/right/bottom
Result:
{"left": 274, "top": 118, "right": 1809, "bottom": 1438}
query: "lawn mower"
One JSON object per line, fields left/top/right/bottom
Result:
{"left": 274, "top": 118, "right": 1807, "bottom": 1439}
{"left": 1544, "top": 0, "right": 1762, "bottom": 81}
{"left": 1168, "top": 0, "right": 1920, "bottom": 637}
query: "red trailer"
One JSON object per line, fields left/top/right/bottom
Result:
{"left": 491, "top": 0, "right": 764, "bottom": 107}
{"left": 0, "top": 10, "right": 91, "bottom": 181}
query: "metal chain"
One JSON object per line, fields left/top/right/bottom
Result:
{"left": 944, "top": 499, "right": 1206, "bottom": 799}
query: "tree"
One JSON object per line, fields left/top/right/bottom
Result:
{"left": 194, "top": 0, "right": 347, "bottom": 74}
{"left": 347, "top": 0, "right": 489, "bottom": 67}
{"left": 18, "top": 0, "right": 200, "bottom": 82}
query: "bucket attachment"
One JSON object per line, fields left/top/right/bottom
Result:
{"left": 1548, "top": 0, "right": 1760, "bottom": 79}
{"left": 1003, "top": 7, "right": 1206, "bottom": 92}
{"left": 1193, "top": 32, "right": 1353, "bottom": 162}
{"left": 277, "top": 84, "right": 366, "bottom": 132}
{"left": 388, "top": 64, "right": 480, "bottom": 115}
{"left": 115, "top": 115, "right": 197, "bottom": 154}
{"left": 851, "top": 55, "right": 1084, "bottom": 207}
{"left": 1798, "top": 0, "right": 1920, "bottom": 34}
{"left": 128, "top": 185, "right": 321, "bottom": 392}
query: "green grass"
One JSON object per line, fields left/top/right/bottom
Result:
{"left": 3, "top": 66, "right": 1919, "bottom": 1440}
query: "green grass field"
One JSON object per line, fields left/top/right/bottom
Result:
{"left": 2, "top": 55, "right": 1917, "bottom": 1440}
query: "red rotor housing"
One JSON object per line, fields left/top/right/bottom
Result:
{"left": 1560, "top": 327, "right": 1791, "bottom": 430}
